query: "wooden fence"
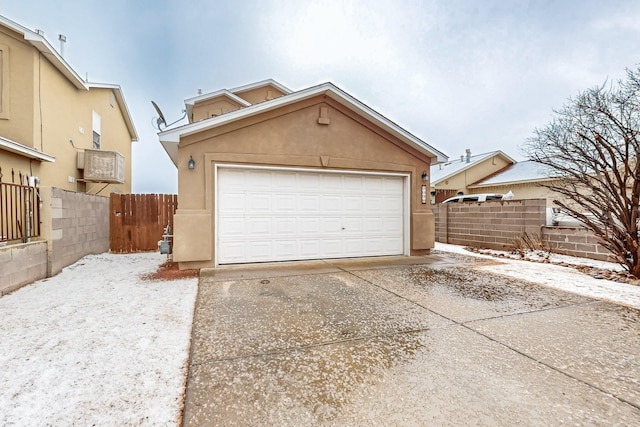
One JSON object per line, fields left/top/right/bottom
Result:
{"left": 110, "top": 194, "right": 177, "bottom": 253}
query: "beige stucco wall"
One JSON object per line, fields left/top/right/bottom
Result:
{"left": 0, "top": 26, "right": 37, "bottom": 146}
{"left": 234, "top": 85, "right": 286, "bottom": 105}
{"left": 191, "top": 97, "right": 244, "bottom": 122}
{"left": 432, "top": 155, "right": 512, "bottom": 195}
{"left": 0, "top": 24, "right": 133, "bottom": 194}
{"left": 173, "top": 96, "right": 434, "bottom": 268}
{"left": 471, "top": 181, "right": 561, "bottom": 206}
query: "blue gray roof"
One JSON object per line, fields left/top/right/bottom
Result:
{"left": 430, "top": 151, "right": 515, "bottom": 183}
{"left": 471, "top": 160, "right": 557, "bottom": 187}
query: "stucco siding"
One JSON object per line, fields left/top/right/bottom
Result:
{"left": 174, "top": 96, "right": 434, "bottom": 267}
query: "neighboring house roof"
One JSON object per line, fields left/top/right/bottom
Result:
{"left": 469, "top": 160, "right": 557, "bottom": 188}
{"left": 0, "top": 14, "right": 86, "bottom": 90}
{"left": 229, "top": 79, "right": 292, "bottom": 96}
{"left": 430, "top": 150, "right": 516, "bottom": 184}
{"left": 0, "top": 15, "right": 138, "bottom": 142}
{"left": 88, "top": 83, "right": 139, "bottom": 141}
{"left": 183, "top": 90, "right": 252, "bottom": 120}
{"left": 159, "top": 81, "right": 448, "bottom": 166}
{"left": 0, "top": 135, "right": 55, "bottom": 162}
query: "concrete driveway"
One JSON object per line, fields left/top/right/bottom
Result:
{"left": 183, "top": 253, "right": 640, "bottom": 426}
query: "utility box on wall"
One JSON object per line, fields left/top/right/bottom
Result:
{"left": 78, "top": 149, "right": 125, "bottom": 183}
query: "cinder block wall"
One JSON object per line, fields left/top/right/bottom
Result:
{"left": 432, "top": 199, "right": 618, "bottom": 262}
{"left": 40, "top": 187, "right": 110, "bottom": 276}
{"left": 0, "top": 241, "right": 47, "bottom": 295}
{"left": 542, "top": 227, "right": 616, "bottom": 262}
{"left": 434, "top": 199, "right": 546, "bottom": 250}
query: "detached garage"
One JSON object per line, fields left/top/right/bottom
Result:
{"left": 158, "top": 79, "right": 447, "bottom": 269}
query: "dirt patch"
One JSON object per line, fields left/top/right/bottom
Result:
{"left": 142, "top": 259, "right": 199, "bottom": 281}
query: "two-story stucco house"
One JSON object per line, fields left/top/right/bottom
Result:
{"left": 159, "top": 79, "right": 447, "bottom": 269}
{"left": 0, "top": 14, "right": 138, "bottom": 194}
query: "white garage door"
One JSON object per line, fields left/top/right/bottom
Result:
{"left": 216, "top": 167, "right": 406, "bottom": 264}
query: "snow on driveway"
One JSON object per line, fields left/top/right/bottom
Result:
{"left": 435, "top": 242, "right": 640, "bottom": 310}
{"left": 0, "top": 253, "right": 198, "bottom": 426}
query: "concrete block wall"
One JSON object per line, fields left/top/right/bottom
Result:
{"left": 542, "top": 226, "right": 616, "bottom": 262}
{"left": 46, "top": 188, "right": 110, "bottom": 276}
{"left": 0, "top": 241, "right": 47, "bottom": 295}
{"left": 431, "top": 198, "right": 620, "bottom": 262}
{"left": 435, "top": 199, "right": 546, "bottom": 251}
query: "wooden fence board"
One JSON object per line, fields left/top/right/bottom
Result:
{"left": 110, "top": 194, "right": 177, "bottom": 253}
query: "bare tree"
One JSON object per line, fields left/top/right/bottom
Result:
{"left": 523, "top": 67, "right": 640, "bottom": 276}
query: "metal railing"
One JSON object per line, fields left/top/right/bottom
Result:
{"left": 0, "top": 175, "right": 41, "bottom": 243}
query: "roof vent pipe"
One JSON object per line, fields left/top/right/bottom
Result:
{"left": 460, "top": 155, "right": 464, "bottom": 162}
{"left": 35, "top": 29, "right": 44, "bottom": 36}
{"left": 58, "top": 34, "right": 66, "bottom": 58}
{"left": 466, "top": 148, "right": 471, "bottom": 163}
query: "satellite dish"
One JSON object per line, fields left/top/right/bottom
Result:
{"left": 151, "top": 100, "right": 167, "bottom": 130}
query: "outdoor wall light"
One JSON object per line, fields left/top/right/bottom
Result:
{"left": 421, "top": 171, "right": 428, "bottom": 181}
{"left": 188, "top": 155, "right": 195, "bottom": 170}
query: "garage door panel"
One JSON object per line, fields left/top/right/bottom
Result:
{"left": 219, "top": 218, "right": 245, "bottom": 236}
{"left": 274, "top": 195, "right": 296, "bottom": 211}
{"left": 299, "top": 195, "right": 320, "bottom": 211}
{"left": 322, "top": 196, "right": 341, "bottom": 211}
{"left": 217, "top": 168, "right": 405, "bottom": 264}
{"left": 275, "top": 218, "right": 296, "bottom": 234}
{"left": 321, "top": 217, "right": 342, "bottom": 233}
{"left": 301, "top": 218, "right": 321, "bottom": 233}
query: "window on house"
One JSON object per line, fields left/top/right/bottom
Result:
{"left": 92, "top": 130, "right": 100, "bottom": 149}
{"left": 92, "top": 111, "right": 101, "bottom": 149}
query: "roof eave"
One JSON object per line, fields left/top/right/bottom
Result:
{"left": 88, "top": 83, "right": 139, "bottom": 141}
{"left": 468, "top": 177, "right": 557, "bottom": 188}
{"left": 159, "top": 83, "right": 448, "bottom": 163}
{"left": 0, "top": 136, "right": 55, "bottom": 162}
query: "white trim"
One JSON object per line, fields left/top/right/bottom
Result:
{"left": 184, "top": 89, "right": 251, "bottom": 108}
{"left": 0, "top": 15, "right": 87, "bottom": 90}
{"left": 88, "top": 83, "right": 138, "bottom": 141}
{"left": 229, "top": 79, "right": 292, "bottom": 95}
{"left": 214, "top": 164, "right": 410, "bottom": 266}
{"left": 159, "top": 82, "right": 448, "bottom": 164}
{"left": 0, "top": 135, "right": 55, "bottom": 162}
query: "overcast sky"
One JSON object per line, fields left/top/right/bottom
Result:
{"left": 3, "top": 0, "right": 639, "bottom": 193}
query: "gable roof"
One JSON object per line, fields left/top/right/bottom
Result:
{"left": 88, "top": 83, "right": 139, "bottom": 141}
{"left": 0, "top": 15, "right": 137, "bottom": 142}
{"left": 0, "top": 14, "right": 86, "bottom": 90}
{"left": 229, "top": 79, "right": 292, "bottom": 96}
{"left": 469, "top": 160, "right": 558, "bottom": 188}
{"left": 184, "top": 90, "right": 251, "bottom": 120}
{"left": 430, "top": 150, "right": 516, "bottom": 184}
{"left": 159, "top": 81, "right": 448, "bottom": 166}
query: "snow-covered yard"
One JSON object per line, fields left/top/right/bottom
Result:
{"left": 1, "top": 245, "right": 639, "bottom": 426}
{"left": 0, "top": 253, "right": 198, "bottom": 426}
{"left": 434, "top": 242, "right": 640, "bottom": 309}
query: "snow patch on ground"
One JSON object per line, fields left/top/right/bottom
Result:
{"left": 0, "top": 252, "right": 198, "bottom": 426}
{"left": 434, "top": 242, "right": 640, "bottom": 309}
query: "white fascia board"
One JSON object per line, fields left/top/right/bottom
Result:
{"left": 159, "top": 82, "right": 448, "bottom": 163}
{"left": 184, "top": 90, "right": 251, "bottom": 108}
{"left": 88, "top": 83, "right": 139, "bottom": 141}
{"left": 0, "top": 15, "right": 87, "bottom": 90}
{"left": 230, "top": 79, "right": 293, "bottom": 95}
{"left": 160, "top": 139, "right": 178, "bottom": 167}
{"left": 183, "top": 90, "right": 251, "bottom": 120}
{"left": 468, "top": 176, "right": 556, "bottom": 188}
{"left": 431, "top": 151, "right": 515, "bottom": 184}
{"left": 0, "top": 136, "right": 55, "bottom": 162}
